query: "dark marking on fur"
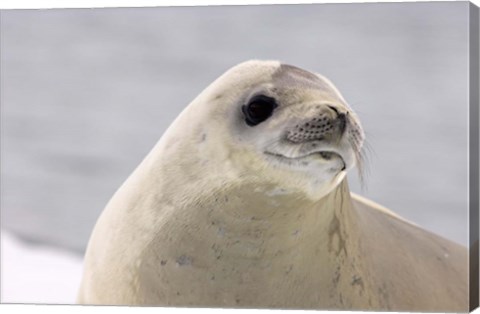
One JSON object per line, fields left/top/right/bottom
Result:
{"left": 176, "top": 255, "right": 193, "bottom": 266}
{"left": 328, "top": 212, "right": 347, "bottom": 256}
{"left": 333, "top": 266, "right": 341, "bottom": 285}
{"left": 351, "top": 275, "right": 364, "bottom": 290}
{"left": 272, "top": 64, "right": 342, "bottom": 103}
{"left": 286, "top": 264, "right": 293, "bottom": 275}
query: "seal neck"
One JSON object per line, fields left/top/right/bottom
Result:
{"left": 185, "top": 178, "right": 360, "bottom": 261}
{"left": 156, "top": 177, "right": 371, "bottom": 308}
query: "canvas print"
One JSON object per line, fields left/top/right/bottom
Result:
{"left": 1, "top": 1, "right": 478, "bottom": 312}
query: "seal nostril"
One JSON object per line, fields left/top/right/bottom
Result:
{"left": 337, "top": 113, "right": 347, "bottom": 134}
{"left": 327, "top": 105, "right": 339, "bottom": 115}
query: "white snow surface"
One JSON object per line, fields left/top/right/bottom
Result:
{"left": 1, "top": 231, "right": 84, "bottom": 305}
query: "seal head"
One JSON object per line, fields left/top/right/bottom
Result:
{"left": 174, "top": 60, "right": 365, "bottom": 201}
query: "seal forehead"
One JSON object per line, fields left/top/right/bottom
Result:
{"left": 273, "top": 64, "right": 332, "bottom": 91}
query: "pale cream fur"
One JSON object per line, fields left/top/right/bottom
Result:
{"left": 77, "top": 60, "right": 468, "bottom": 311}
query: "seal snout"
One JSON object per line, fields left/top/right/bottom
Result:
{"left": 286, "top": 105, "right": 349, "bottom": 144}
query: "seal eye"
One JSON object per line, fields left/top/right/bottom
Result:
{"left": 242, "top": 95, "right": 278, "bottom": 126}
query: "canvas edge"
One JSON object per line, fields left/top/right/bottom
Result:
{"left": 469, "top": 1, "right": 480, "bottom": 312}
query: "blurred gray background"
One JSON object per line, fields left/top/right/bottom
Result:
{"left": 0, "top": 2, "right": 470, "bottom": 255}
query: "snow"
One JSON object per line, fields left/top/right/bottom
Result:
{"left": 1, "top": 231, "right": 84, "bottom": 304}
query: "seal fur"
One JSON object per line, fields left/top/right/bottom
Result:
{"left": 77, "top": 60, "right": 468, "bottom": 311}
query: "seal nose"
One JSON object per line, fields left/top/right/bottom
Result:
{"left": 328, "top": 105, "right": 348, "bottom": 136}
{"left": 286, "top": 105, "right": 349, "bottom": 143}
{"left": 337, "top": 112, "right": 347, "bottom": 135}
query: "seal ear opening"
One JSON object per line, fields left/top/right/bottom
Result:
{"left": 242, "top": 95, "right": 278, "bottom": 126}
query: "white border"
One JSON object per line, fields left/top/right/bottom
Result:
{"left": 1, "top": 304, "right": 477, "bottom": 314}
{"left": 0, "top": 0, "right": 478, "bottom": 10}
{"left": 0, "top": 304, "right": 434, "bottom": 314}
{"left": 0, "top": 0, "right": 477, "bottom": 314}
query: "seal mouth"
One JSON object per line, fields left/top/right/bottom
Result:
{"left": 264, "top": 150, "right": 346, "bottom": 171}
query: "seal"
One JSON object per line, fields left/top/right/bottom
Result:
{"left": 77, "top": 60, "right": 468, "bottom": 311}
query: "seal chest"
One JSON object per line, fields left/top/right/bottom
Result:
{"left": 77, "top": 60, "right": 468, "bottom": 311}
